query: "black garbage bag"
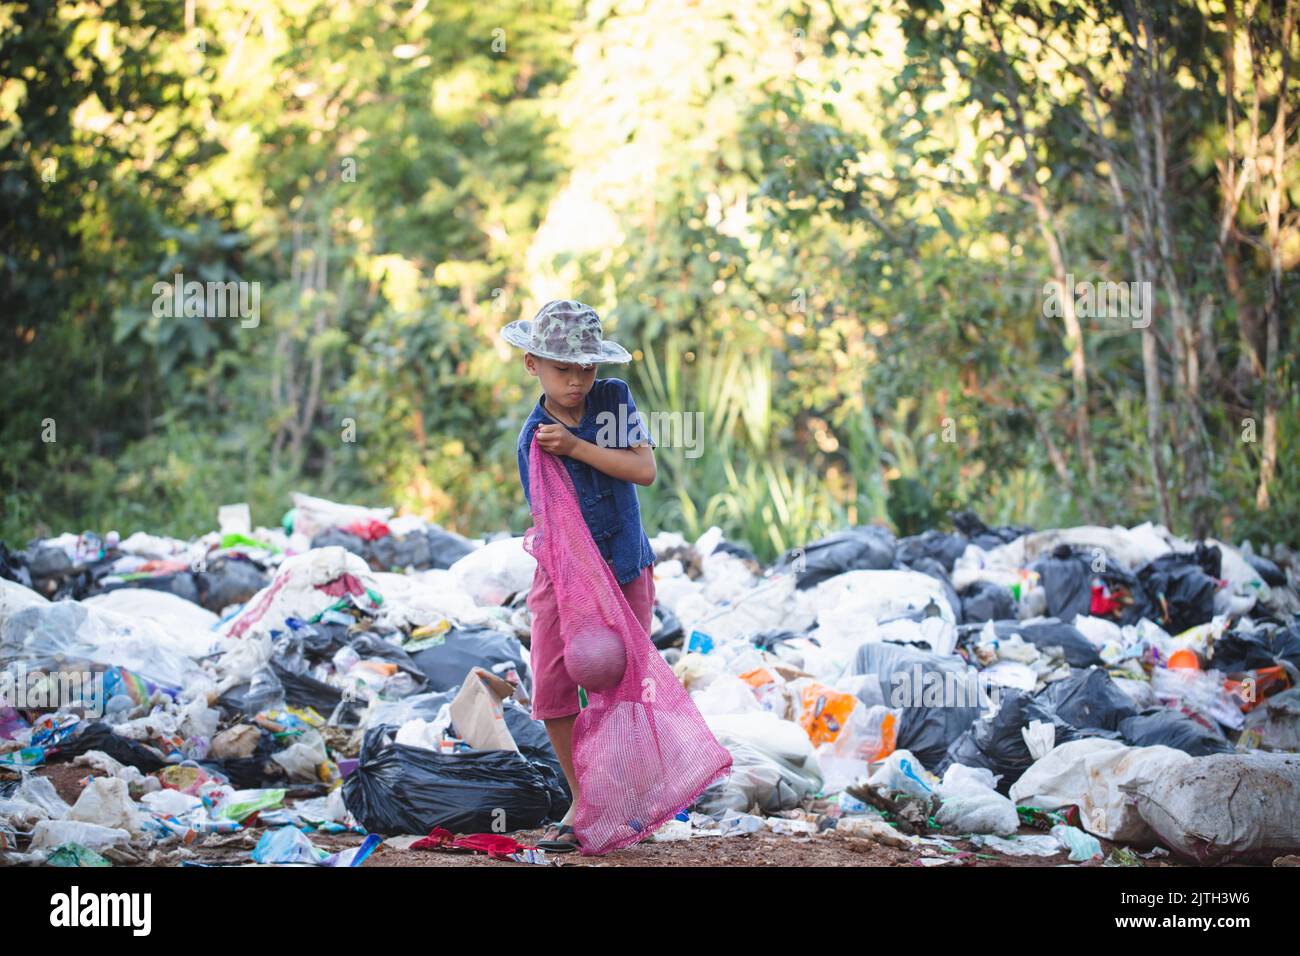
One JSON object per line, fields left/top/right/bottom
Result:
{"left": 1037, "top": 667, "right": 1137, "bottom": 731}
{"left": 426, "top": 528, "right": 475, "bottom": 569}
{"left": 651, "top": 601, "right": 684, "bottom": 649}
{"left": 975, "top": 619, "right": 1104, "bottom": 668}
{"left": 853, "top": 642, "right": 982, "bottom": 771}
{"left": 712, "top": 539, "right": 761, "bottom": 564}
{"left": 502, "top": 700, "right": 572, "bottom": 804}
{"left": 1136, "top": 557, "right": 1219, "bottom": 634}
{"left": 196, "top": 557, "right": 269, "bottom": 612}
{"left": 1191, "top": 542, "right": 1223, "bottom": 579}
{"left": 1019, "top": 620, "right": 1106, "bottom": 668}
{"left": 897, "top": 530, "right": 968, "bottom": 573}
{"left": 1212, "top": 619, "right": 1300, "bottom": 675}
{"left": 936, "top": 691, "right": 1083, "bottom": 793}
{"left": 774, "top": 526, "right": 897, "bottom": 590}
{"left": 0, "top": 543, "right": 32, "bottom": 588}
{"left": 1244, "top": 553, "right": 1287, "bottom": 588}
{"left": 270, "top": 659, "right": 347, "bottom": 713}
{"left": 936, "top": 690, "right": 1126, "bottom": 793}
{"left": 1031, "top": 545, "right": 1093, "bottom": 622}
{"left": 936, "top": 669, "right": 1132, "bottom": 791}
{"left": 950, "top": 511, "right": 1034, "bottom": 551}
{"left": 1119, "top": 707, "right": 1233, "bottom": 756}
{"left": 961, "top": 580, "right": 1016, "bottom": 623}
{"left": 410, "top": 625, "right": 531, "bottom": 694}
{"left": 901, "top": 556, "right": 963, "bottom": 626}
{"left": 92, "top": 570, "right": 202, "bottom": 607}
{"left": 309, "top": 528, "right": 369, "bottom": 560}
{"left": 49, "top": 721, "right": 167, "bottom": 773}
{"left": 199, "top": 729, "right": 290, "bottom": 790}
{"left": 369, "top": 533, "right": 431, "bottom": 571}
{"left": 1031, "top": 543, "right": 1149, "bottom": 624}
{"left": 26, "top": 545, "right": 73, "bottom": 580}
{"left": 290, "top": 620, "right": 350, "bottom": 658}
{"left": 342, "top": 725, "right": 560, "bottom": 835}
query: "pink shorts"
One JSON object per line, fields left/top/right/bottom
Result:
{"left": 527, "top": 560, "right": 656, "bottom": 721}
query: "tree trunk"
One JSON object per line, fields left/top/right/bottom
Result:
{"left": 1257, "top": 0, "right": 1294, "bottom": 509}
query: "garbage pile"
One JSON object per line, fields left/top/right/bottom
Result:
{"left": 2, "top": 498, "right": 1298, "bottom": 867}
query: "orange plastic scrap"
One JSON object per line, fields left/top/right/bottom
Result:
{"left": 798, "top": 683, "right": 858, "bottom": 746}
{"left": 353, "top": 660, "right": 399, "bottom": 678}
{"left": 876, "top": 712, "right": 899, "bottom": 761}
{"left": 1224, "top": 666, "right": 1291, "bottom": 712}
{"left": 1167, "top": 649, "right": 1200, "bottom": 670}
{"left": 740, "top": 667, "right": 775, "bottom": 688}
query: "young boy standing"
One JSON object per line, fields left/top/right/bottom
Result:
{"left": 501, "top": 299, "right": 658, "bottom": 852}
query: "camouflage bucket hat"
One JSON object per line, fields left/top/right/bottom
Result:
{"left": 500, "top": 299, "right": 632, "bottom": 365}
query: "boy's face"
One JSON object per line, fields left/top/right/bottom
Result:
{"left": 524, "top": 354, "right": 597, "bottom": 411}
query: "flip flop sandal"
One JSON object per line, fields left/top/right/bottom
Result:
{"left": 537, "top": 823, "right": 580, "bottom": 853}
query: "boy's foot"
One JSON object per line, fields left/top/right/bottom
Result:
{"left": 537, "top": 822, "right": 580, "bottom": 853}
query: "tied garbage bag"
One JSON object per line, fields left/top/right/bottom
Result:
{"left": 342, "top": 725, "right": 559, "bottom": 835}
{"left": 852, "top": 642, "right": 983, "bottom": 771}
{"left": 524, "top": 436, "right": 731, "bottom": 855}
{"left": 1132, "top": 753, "right": 1300, "bottom": 864}
{"left": 937, "top": 676, "right": 1128, "bottom": 793}
{"left": 1009, "top": 739, "right": 1192, "bottom": 844}
{"left": 66, "top": 778, "right": 145, "bottom": 837}
{"left": 897, "top": 530, "right": 968, "bottom": 573}
{"left": 773, "top": 526, "right": 896, "bottom": 590}
{"left": 1135, "top": 550, "right": 1221, "bottom": 634}
{"left": 1036, "top": 667, "right": 1137, "bottom": 732}
{"left": 934, "top": 764, "right": 1019, "bottom": 837}
{"left": 960, "top": 580, "right": 1016, "bottom": 623}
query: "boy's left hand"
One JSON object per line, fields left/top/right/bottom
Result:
{"left": 536, "top": 423, "right": 579, "bottom": 456}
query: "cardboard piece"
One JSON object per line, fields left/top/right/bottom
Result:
{"left": 449, "top": 668, "right": 519, "bottom": 752}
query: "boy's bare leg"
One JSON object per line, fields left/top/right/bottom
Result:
{"left": 544, "top": 713, "right": 579, "bottom": 825}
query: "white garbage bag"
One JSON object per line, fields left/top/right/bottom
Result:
{"left": 1010, "top": 739, "right": 1191, "bottom": 843}
{"left": 289, "top": 492, "right": 394, "bottom": 539}
{"left": 66, "top": 777, "right": 146, "bottom": 837}
{"left": 83, "top": 588, "right": 221, "bottom": 658}
{"left": 220, "top": 546, "right": 379, "bottom": 640}
{"left": 0, "top": 578, "right": 48, "bottom": 622}
{"left": 30, "top": 819, "right": 132, "bottom": 851}
{"left": 1133, "top": 752, "right": 1300, "bottom": 864}
{"left": 448, "top": 537, "right": 536, "bottom": 606}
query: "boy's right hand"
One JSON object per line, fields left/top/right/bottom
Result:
{"left": 536, "top": 423, "right": 578, "bottom": 456}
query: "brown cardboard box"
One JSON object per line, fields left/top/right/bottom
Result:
{"left": 448, "top": 667, "right": 519, "bottom": 752}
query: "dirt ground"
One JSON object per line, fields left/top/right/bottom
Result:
{"left": 14, "top": 762, "right": 1183, "bottom": 868}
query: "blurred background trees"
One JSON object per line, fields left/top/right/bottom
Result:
{"left": 2, "top": 0, "right": 1295, "bottom": 559}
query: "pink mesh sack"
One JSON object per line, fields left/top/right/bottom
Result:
{"left": 523, "top": 436, "right": 732, "bottom": 855}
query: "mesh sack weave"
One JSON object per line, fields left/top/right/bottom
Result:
{"left": 523, "top": 435, "right": 732, "bottom": 855}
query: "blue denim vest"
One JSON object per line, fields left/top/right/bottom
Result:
{"left": 517, "top": 378, "right": 657, "bottom": 586}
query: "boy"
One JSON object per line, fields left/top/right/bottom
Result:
{"left": 501, "top": 299, "right": 658, "bottom": 852}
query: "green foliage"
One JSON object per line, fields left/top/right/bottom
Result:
{"left": 1, "top": 0, "right": 1295, "bottom": 552}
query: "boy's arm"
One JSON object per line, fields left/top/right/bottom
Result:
{"left": 535, "top": 424, "right": 656, "bottom": 485}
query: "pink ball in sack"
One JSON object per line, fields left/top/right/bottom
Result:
{"left": 566, "top": 626, "right": 627, "bottom": 692}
